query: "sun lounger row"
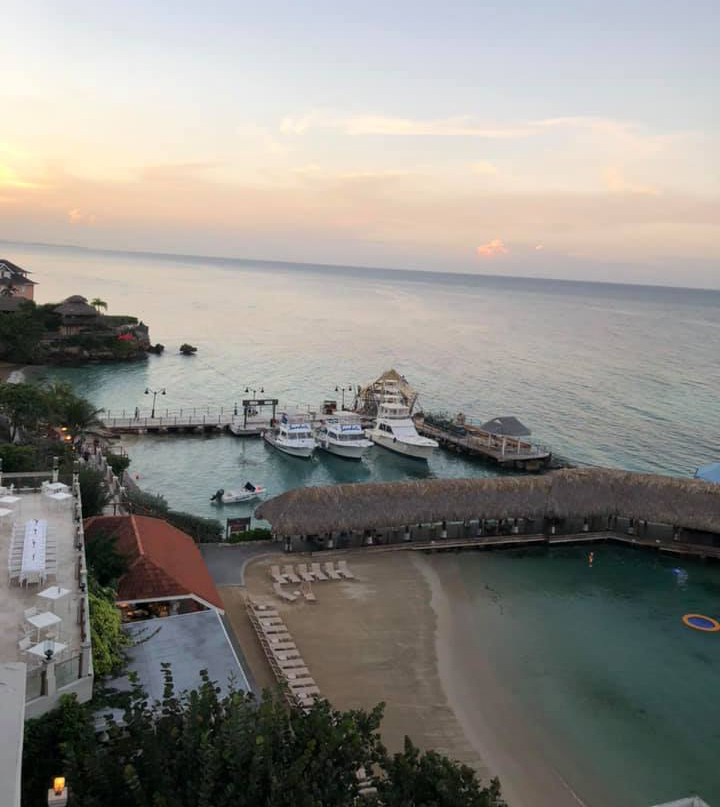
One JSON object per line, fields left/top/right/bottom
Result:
{"left": 245, "top": 598, "right": 322, "bottom": 711}
{"left": 270, "top": 560, "right": 355, "bottom": 586}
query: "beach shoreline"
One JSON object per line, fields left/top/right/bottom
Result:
{"left": 231, "top": 550, "right": 594, "bottom": 805}
{"left": 417, "top": 554, "right": 591, "bottom": 807}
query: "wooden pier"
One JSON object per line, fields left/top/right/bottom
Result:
{"left": 414, "top": 416, "right": 552, "bottom": 470}
{"left": 102, "top": 405, "right": 243, "bottom": 434}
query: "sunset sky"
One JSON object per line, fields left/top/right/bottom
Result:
{"left": 2, "top": 0, "right": 719, "bottom": 286}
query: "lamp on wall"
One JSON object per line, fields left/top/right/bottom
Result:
{"left": 48, "top": 776, "right": 68, "bottom": 806}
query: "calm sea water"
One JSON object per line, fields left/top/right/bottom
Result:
{"left": 438, "top": 545, "right": 720, "bottom": 806}
{"left": 10, "top": 242, "right": 720, "bottom": 802}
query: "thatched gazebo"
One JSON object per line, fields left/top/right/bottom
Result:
{"left": 255, "top": 468, "right": 720, "bottom": 550}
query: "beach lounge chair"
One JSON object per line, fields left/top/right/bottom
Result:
{"left": 287, "top": 677, "right": 316, "bottom": 689}
{"left": 270, "top": 642, "right": 297, "bottom": 652}
{"left": 277, "top": 657, "right": 306, "bottom": 669}
{"left": 268, "top": 633, "right": 292, "bottom": 644}
{"left": 252, "top": 607, "right": 279, "bottom": 618}
{"left": 262, "top": 623, "right": 289, "bottom": 634}
{"left": 293, "top": 685, "right": 321, "bottom": 698}
{"left": 259, "top": 616, "right": 283, "bottom": 626}
{"left": 273, "top": 582, "right": 298, "bottom": 602}
{"left": 337, "top": 560, "right": 355, "bottom": 579}
{"left": 270, "top": 565, "right": 289, "bottom": 584}
{"left": 300, "top": 582, "right": 316, "bottom": 603}
{"left": 283, "top": 667, "right": 310, "bottom": 679}
{"left": 310, "top": 562, "right": 328, "bottom": 581}
{"left": 283, "top": 565, "right": 302, "bottom": 584}
{"left": 323, "top": 561, "right": 342, "bottom": 580}
{"left": 297, "top": 563, "right": 315, "bottom": 582}
{"left": 273, "top": 649, "right": 300, "bottom": 661}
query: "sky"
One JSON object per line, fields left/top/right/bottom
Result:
{"left": 2, "top": 0, "right": 719, "bottom": 287}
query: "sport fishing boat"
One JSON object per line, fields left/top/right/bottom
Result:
{"left": 263, "top": 413, "right": 316, "bottom": 459}
{"left": 366, "top": 383, "right": 438, "bottom": 460}
{"left": 210, "top": 482, "right": 266, "bottom": 504}
{"left": 315, "top": 415, "right": 373, "bottom": 460}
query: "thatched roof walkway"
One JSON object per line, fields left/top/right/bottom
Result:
{"left": 255, "top": 468, "right": 720, "bottom": 538}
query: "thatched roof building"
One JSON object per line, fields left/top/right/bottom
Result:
{"left": 255, "top": 468, "right": 720, "bottom": 537}
{"left": 54, "top": 295, "right": 98, "bottom": 318}
{"left": 354, "top": 368, "right": 418, "bottom": 416}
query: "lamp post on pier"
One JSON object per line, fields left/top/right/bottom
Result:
{"left": 244, "top": 386, "right": 264, "bottom": 398}
{"left": 144, "top": 387, "right": 166, "bottom": 419}
{"left": 335, "top": 384, "right": 353, "bottom": 411}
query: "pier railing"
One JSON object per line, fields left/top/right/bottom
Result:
{"left": 416, "top": 419, "right": 551, "bottom": 462}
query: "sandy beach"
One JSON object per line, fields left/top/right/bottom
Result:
{"left": 222, "top": 550, "right": 591, "bottom": 807}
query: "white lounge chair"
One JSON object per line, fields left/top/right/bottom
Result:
{"left": 273, "top": 582, "right": 298, "bottom": 602}
{"left": 297, "top": 563, "right": 314, "bottom": 582}
{"left": 270, "top": 565, "right": 289, "bottom": 584}
{"left": 287, "top": 677, "right": 316, "bottom": 689}
{"left": 310, "top": 562, "right": 328, "bottom": 581}
{"left": 283, "top": 565, "right": 301, "bottom": 584}
{"left": 337, "top": 560, "right": 355, "bottom": 579}
{"left": 301, "top": 582, "right": 316, "bottom": 603}
{"left": 277, "top": 657, "right": 306, "bottom": 669}
{"left": 323, "top": 561, "right": 342, "bottom": 580}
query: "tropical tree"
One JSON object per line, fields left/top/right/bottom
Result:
{"left": 90, "top": 297, "right": 108, "bottom": 313}
{"left": 85, "top": 528, "right": 129, "bottom": 586}
{"left": 88, "top": 576, "right": 129, "bottom": 677}
{"left": 22, "top": 678, "right": 506, "bottom": 807}
{"left": 62, "top": 397, "right": 105, "bottom": 440}
{"left": 78, "top": 466, "right": 110, "bottom": 517}
{"left": 0, "top": 382, "right": 47, "bottom": 441}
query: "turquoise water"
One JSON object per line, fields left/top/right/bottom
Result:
{"left": 10, "top": 242, "right": 720, "bottom": 802}
{"left": 439, "top": 545, "right": 720, "bottom": 806}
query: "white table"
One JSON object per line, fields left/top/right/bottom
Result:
{"left": 22, "top": 519, "right": 47, "bottom": 581}
{"left": 0, "top": 507, "right": 13, "bottom": 520}
{"left": 49, "top": 492, "right": 73, "bottom": 504}
{"left": 27, "top": 640, "right": 67, "bottom": 660}
{"left": 26, "top": 611, "right": 62, "bottom": 640}
{"left": 44, "top": 482, "right": 69, "bottom": 494}
{"left": 0, "top": 495, "right": 21, "bottom": 508}
{"left": 38, "top": 585, "right": 71, "bottom": 613}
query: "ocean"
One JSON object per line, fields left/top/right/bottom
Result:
{"left": 8, "top": 242, "right": 720, "bottom": 805}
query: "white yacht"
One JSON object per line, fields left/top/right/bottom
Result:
{"left": 366, "top": 385, "right": 438, "bottom": 460}
{"left": 210, "top": 482, "right": 267, "bottom": 504}
{"left": 315, "top": 416, "right": 373, "bottom": 460}
{"left": 263, "top": 413, "right": 316, "bottom": 459}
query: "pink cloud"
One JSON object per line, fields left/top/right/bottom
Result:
{"left": 476, "top": 239, "right": 508, "bottom": 258}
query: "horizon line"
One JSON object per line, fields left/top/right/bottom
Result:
{"left": 1, "top": 237, "right": 718, "bottom": 295}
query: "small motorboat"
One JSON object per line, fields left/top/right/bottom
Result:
{"left": 210, "top": 482, "right": 266, "bottom": 504}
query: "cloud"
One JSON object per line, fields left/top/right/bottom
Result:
{"left": 0, "top": 163, "right": 42, "bottom": 189}
{"left": 603, "top": 167, "right": 659, "bottom": 196}
{"left": 67, "top": 208, "right": 97, "bottom": 225}
{"left": 471, "top": 161, "right": 499, "bottom": 176}
{"left": 476, "top": 239, "right": 508, "bottom": 258}
{"left": 280, "top": 113, "right": 528, "bottom": 138}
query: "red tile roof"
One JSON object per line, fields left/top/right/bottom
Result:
{"left": 84, "top": 515, "right": 223, "bottom": 610}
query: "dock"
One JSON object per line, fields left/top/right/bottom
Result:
{"left": 102, "top": 405, "right": 246, "bottom": 434}
{"left": 414, "top": 416, "right": 552, "bottom": 470}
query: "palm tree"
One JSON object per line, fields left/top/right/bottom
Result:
{"left": 63, "top": 398, "right": 105, "bottom": 440}
{"left": 91, "top": 297, "right": 108, "bottom": 314}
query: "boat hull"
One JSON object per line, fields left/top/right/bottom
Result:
{"left": 263, "top": 432, "right": 314, "bottom": 458}
{"left": 367, "top": 432, "right": 436, "bottom": 460}
{"left": 317, "top": 441, "right": 369, "bottom": 460}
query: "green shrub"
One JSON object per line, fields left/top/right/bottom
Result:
{"left": 227, "top": 527, "right": 273, "bottom": 543}
{"left": 165, "top": 509, "right": 223, "bottom": 543}
{"left": 88, "top": 576, "right": 130, "bottom": 678}
{"left": 105, "top": 451, "right": 130, "bottom": 476}
{"left": 0, "top": 443, "right": 38, "bottom": 472}
{"left": 79, "top": 466, "right": 110, "bottom": 517}
{"left": 85, "top": 528, "right": 129, "bottom": 586}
